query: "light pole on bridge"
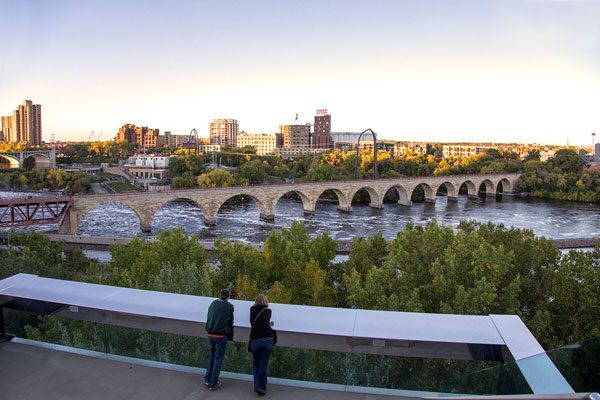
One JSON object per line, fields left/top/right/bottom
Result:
{"left": 354, "top": 128, "right": 378, "bottom": 180}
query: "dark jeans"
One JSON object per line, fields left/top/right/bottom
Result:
{"left": 250, "top": 336, "right": 274, "bottom": 392}
{"left": 205, "top": 336, "right": 227, "bottom": 388}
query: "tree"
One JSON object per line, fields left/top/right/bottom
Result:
{"left": 549, "top": 149, "right": 584, "bottom": 174}
{"left": 197, "top": 169, "right": 239, "bottom": 188}
{"left": 239, "top": 160, "right": 269, "bottom": 183}
{"left": 304, "top": 163, "right": 334, "bottom": 181}
{"left": 108, "top": 228, "right": 209, "bottom": 295}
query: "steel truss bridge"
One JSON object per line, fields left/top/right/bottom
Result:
{"left": 0, "top": 196, "right": 71, "bottom": 227}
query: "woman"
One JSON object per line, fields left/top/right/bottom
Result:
{"left": 249, "top": 294, "right": 275, "bottom": 396}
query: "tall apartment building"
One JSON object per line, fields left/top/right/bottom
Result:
{"left": 210, "top": 119, "right": 239, "bottom": 146}
{"left": 312, "top": 109, "right": 332, "bottom": 148}
{"left": 0, "top": 100, "right": 42, "bottom": 145}
{"left": 115, "top": 123, "right": 160, "bottom": 147}
{"left": 279, "top": 124, "right": 311, "bottom": 148}
{"left": 1, "top": 116, "right": 11, "bottom": 142}
{"left": 595, "top": 143, "right": 600, "bottom": 161}
{"left": 236, "top": 132, "right": 277, "bottom": 155}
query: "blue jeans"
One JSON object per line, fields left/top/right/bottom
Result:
{"left": 250, "top": 336, "right": 274, "bottom": 392}
{"left": 205, "top": 336, "right": 227, "bottom": 388}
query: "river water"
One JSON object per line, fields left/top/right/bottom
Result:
{"left": 2, "top": 191, "right": 600, "bottom": 243}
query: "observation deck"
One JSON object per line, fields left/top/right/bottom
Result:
{"left": 0, "top": 273, "right": 596, "bottom": 399}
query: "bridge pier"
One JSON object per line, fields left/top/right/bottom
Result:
{"left": 447, "top": 196, "right": 458, "bottom": 202}
{"left": 58, "top": 210, "right": 79, "bottom": 235}
{"left": 303, "top": 209, "right": 315, "bottom": 217}
{"left": 260, "top": 213, "right": 275, "bottom": 222}
{"left": 203, "top": 216, "right": 216, "bottom": 226}
{"left": 424, "top": 197, "right": 436, "bottom": 204}
{"left": 369, "top": 202, "right": 384, "bottom": 209}
{"left": 140, "top": 224, "right": 152, "bottom": 234}
{"left": 468, "top": 194, "right": 479, "bottom": 199}
{"left": 500, "top": 191, "right": 514, "bottom": 196}
{"left": 337, "top": 205, "right": 352, "bottom": 213}
{"left": 398, "top": 200, "right": 412, "bottom": 207}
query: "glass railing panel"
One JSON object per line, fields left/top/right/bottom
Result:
{"left": 5, "top": 309, "right": 510, "bottom": 393}
{"left": 546, "top": 337, "right": 600, "bottom": 392}
{"left": 438, "top": 358, "right": 531, "bottom": 395}
{"left": 102, "top": 324, "right": 253, "bottom": 375}
{"left": 4, "top": 309, "right": 107, "bottom": 354}
{"left": 440, "top": 336, "right": 600, "bottom": 394}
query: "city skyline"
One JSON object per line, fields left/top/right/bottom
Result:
{"left": 1, "top": 0, "right": 599, "bottom": 145}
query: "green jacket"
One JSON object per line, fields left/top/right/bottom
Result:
{"left": 205, "top": 298, "right": 234, "bottom": 336}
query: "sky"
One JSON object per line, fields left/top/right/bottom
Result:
{"left": 1, "top": 0, "right": 599, "bottom": 145}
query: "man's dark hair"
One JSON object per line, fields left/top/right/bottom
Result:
{"left": 219, "top": 289, "right": 230, "bottom": 299}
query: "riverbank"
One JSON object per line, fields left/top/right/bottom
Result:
{"left": 0, "top": 232, "right": 596, "bottom": 253}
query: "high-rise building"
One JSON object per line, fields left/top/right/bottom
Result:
{"left": 1, "top": 100, "right": 42, "bottom": 145}
{"left": 236, "top": 132, "right": 277, "bottom": 155}
{"left": 279, "top": 124, "right": 311, "bottom": 148}
{"left": 115, "top": 123, "right": 160, "bottom": 147}
{"left": 312, "top": 109, "right": 332, "bottom": 148}
{"left": 210, "top": 119, "right": 239, "bottom": 146}
{"left": 595, "top": 143, "right": 600, "bottom": 161}
{"left": 1, "top": 116, "right": 11, "bottom": 142}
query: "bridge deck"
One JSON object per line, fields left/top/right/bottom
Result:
{"left": 0, "top": 340, "right": 418, "bottom": 400}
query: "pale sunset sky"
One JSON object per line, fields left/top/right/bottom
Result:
{"left": 1, "top": 0, "right": 599, "bottom": 145}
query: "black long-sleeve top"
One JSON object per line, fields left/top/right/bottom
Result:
{"left": 249, "top": 305, "right": 275, "bottom": 341}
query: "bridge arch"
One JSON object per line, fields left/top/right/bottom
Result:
{"left": 478, "top": 179, "right": 495, "bottom": 197}
{"left": 275, "top": 190, "right": 311, "bottom": 215}
{"left": 151, "top": 198, "right": 207, "bottom": 233}
{"left": 0, "top": 155, "right": 20, "bottom": 168}
{"left": 384, "top": 184, "right": 412, "bottom": 207}
{"left": 411, "top": 182, "right": 436, "bottom": 203}
{"left": 434, "top": 181, "right": 458, "bottom": 199}
{"left": 311, "top": 188, "right": 351, "bottom": 213}
{"left": 458, "top": 180, "right": 478, "bottom": 198}
{"left": 349, "top": 186, "right": 381, "bottom": 208}
{"left": 23, "top": 153, "right": 52, "bottom": 168}
{"left": 497, "top": 178, "right": 513, "bottom": 194}
{"left": 77, "top": 202, "right": 144, "bottom": 236}
{"left": 205, "top": 193, "right": 267, "bottom": 226}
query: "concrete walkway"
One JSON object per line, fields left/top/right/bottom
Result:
{"left": 0, "top": 341, "right": 418, "bottom": 400}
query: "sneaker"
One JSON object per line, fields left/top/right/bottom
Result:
{"left": 203, "top": 382, "right": 210, "bottom": 388}
{"left": 209, "top": 381, "right": 222, "bottom": 391}
{"left": 257, "top": 389, "right": 266, "bottom": 396}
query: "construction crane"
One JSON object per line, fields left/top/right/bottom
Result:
{"left": 87, "top": 131, "right": 95, "bottom": 142}
{"left": 96, "top": 132, "right": 103, "bottom": 141}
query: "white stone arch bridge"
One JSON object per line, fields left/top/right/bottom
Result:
{"left": 59, "top": 173, "right": 521, "bottom": 234}
{"left": 0, "top": 149, "right": 56, "bottom": 168}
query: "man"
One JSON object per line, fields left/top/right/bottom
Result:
{"left": 204, "top": 288, "right": 234, "bottom": 391}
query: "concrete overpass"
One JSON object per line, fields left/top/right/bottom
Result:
{"left": 58, "top": 173, "right": 520, "bottom": 234}
{"left": 0, "top": 148, "right": 56, "bottom": 168}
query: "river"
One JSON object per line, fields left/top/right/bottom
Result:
{"left": 2, "top": 191, "right": 600, "bottom": 243}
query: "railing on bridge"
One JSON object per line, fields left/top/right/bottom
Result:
{"left": 0, "top": 273, "right": 585, "bottom": 396}
{"left": 0, "top": 196, "right": 71, "bottom": 226}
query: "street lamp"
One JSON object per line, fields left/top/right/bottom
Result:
{"left": 354, "top": 128, "right": 378, "bottom": 180}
